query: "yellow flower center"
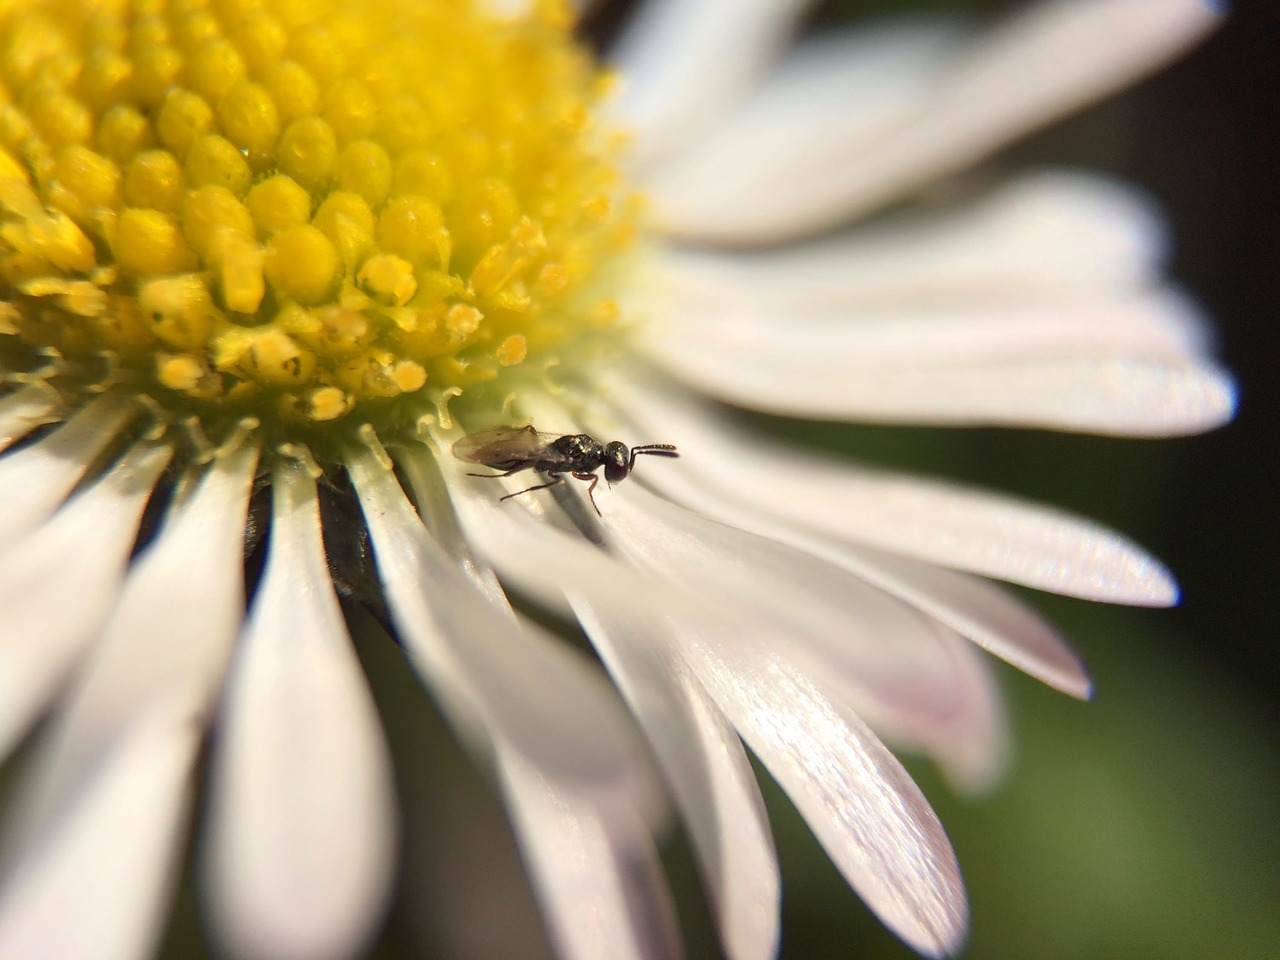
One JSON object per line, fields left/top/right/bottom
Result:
{"left": 0, "top": 0, "right": 634, "bottom": 445}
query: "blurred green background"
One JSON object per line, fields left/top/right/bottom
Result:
{"left": 153, "top": 1, "right": 1279, "bottom": 958}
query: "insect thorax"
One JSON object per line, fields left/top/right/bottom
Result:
{"left": 549, "top": 434, "right": 605, "bottom": 469}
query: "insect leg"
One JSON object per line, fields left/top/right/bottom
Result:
{"left": 499, "top": 472, "right": 565, "bottom": 502}
{"left": 572, "top": 471, "right": 602, "bottom": 517}
{"left": 468, "top": 464, "right": 528, "bottom": 479}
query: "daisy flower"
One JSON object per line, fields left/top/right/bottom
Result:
{"left": 0, "top": 0, "right": 1234, "bottom": 958}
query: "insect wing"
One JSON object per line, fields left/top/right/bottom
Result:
{"left": 452, "top": 426, "right": 561, "bottom": 467}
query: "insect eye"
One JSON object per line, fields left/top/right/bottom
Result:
{"left": 603, "top": 442, "right": 629, "bottom": 483}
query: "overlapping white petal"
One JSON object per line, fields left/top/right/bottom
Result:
{"left": 437, "top": 450, "right": 778, "bottom": 957}
{"left": 496, "top": 748, "right": 681, "bottom": 960}
{"left": 670, "top": 619, "right": 968, "bottom": 958}
{"left": 602, "top": 477, "right": 1010, "bottom": 792}
{"left": 0, "top": 440, "right": 257, "bottom": 960}
{"left": 570, "top": 598, "right": 780, "bottom": 960}
{"left": 605, "top": 480, "right": 1007, "bottom": 790}
{"left": 597, "top": 481, "right": 969, "bottom": 726}
{"left": 349, "top": 442, "right": 661, "bottom": 816}
{"left": 880, "top": 631, "right": 1008, "bottom": 795}
{"left": 0, "top": 442, "right": 172, "bottom": 760}
{"left": 372, "top": 446, "right": 679, "bottom": 958}
{"left": 443, "top": 442, "right": 967, "bottom": 955}
{"left": 0, "top": 395, "right": 136, "bottom": 542}
{"left": 649, "top": 0, "right": 1222, "bottom": 241}
{"left": 657, "top": 292, "right": 1207, "bottom": 365}
{"left": 831, "top": 546, "right": 1089, "bottom": 703}
{"left": 203, "top": 462, "right": 396, "bottom": 960}
{"left": 650, "top": 173, "right": 1171, "bottom": 310}
{"left": 640, "top": 289, "right": 1234, "bottom": 434}
{"left": 584, "top": 391, "right": 1089, "bottom": 705}
{"left": 609, "top": 0, "right": 815, "bottom": 164}
{"left": 0, "top": 699, "right": 197, "bottom": 960}
{"left": 606, "top": 458, "right": 1039, "bottom": 788}
{"left": 640, "top": 165, "right": 1235, "bottom": 438}
{"left": 643, "top": 18, "right": 962, "bottom": 235}
{"left": 605, "top": 373, "right": 1183, "bottom": 605}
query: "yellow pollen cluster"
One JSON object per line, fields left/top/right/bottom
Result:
{"left": 0, "top": 0, "right": 633, "bottom": 430}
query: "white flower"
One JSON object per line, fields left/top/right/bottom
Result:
{"left": 0, "top": 1, "right": 1232, "bottom": 960}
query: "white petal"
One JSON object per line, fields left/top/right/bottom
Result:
{"left": 628, "top": 481, "right": 1013, "bottom": 788}
{"left": 610, "top": 0, "right": 814, "bottom": 164}
{"left": 4, "top": 442, "right": 258, "bottom": 835}
{"left": 833, "top": 546, "right": 1089, "bottom": 702}
{"left": 439, "top": 435, "right": 739, "bottom": 676}
{"left": 777, "top": 451, "right": 1183, "bottom": 600}
{"left": 580, "top": 396, "right": 1088, "bottom": 699}
{"left": 558, "top": 425, "right": 1033, "bottom": 786}
{"left": 0, "top": 442, "right": 257, "bottom": 960}
{"left": 0, "top": 699, "right": 197, "bottom": 960}
{"left": 438, "top": 443, "right": 673, "bottom": 622}
{"left": 598, "top": 481, "right": 971, "bottom": 739}
{"left": 0, "top": 444, "right": 257, "bottom": 960}
{"left": 931, "top": 0, "right": 1222, "bottom": 167}
{"left": 570, "top": 597, "right": 780, "bottom": 960}
{"left": 368, "top": 447, "right": 677, "bottom": 957}
{"left": 605, "top": 374, "right": 1182, "bottom": 605}
{"left": 441, "top": 430, "right": 965, "bottom": 951}
{"left": 0, "top": 384, "right": 57, "bottom": 453}
{"left": 512, "top": 394, "right": 1009, "bottom": 733}
{"left": 203, "top": 462, "right": 396, "bottom": 960}
{"left": 808, "top": 357, "right": 1233, "bottom": 435}
{"left": 641, "top": 294, "right": 1234, "bottom": 435}
{"left": 650, "top": 172, "right": 1171, "bottom": 310}
{"left": 675, "top": 622, "right": 968, "bottom": 957}
{"left": 349, "top": 443, "right": 661, "bottom": 815}
{"left": 590, "top": 473, "right": 1013, "bottom": 787}
{"left": 647, "top": 286, "right": 1209, "bottom": 365}
{"left": 0, "top": 442, "right": 172, "bottom": 761}
{"left": 890, "top": 632, "right": 1009, "bottom": 795}
{"left": 650, "top": 0, "right": 1221, "bottom": 241}
{"left": 496, "top": 747, "right": 682, "bottom": 960}
{"left": 646, "top": 20, "right": 962, "bottom": 237}
{"left": 0, "top": 395, "right": 137, "bottom": 542}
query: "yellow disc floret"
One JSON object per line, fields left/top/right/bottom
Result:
{"left": 0, "top": 0, "right": 634, "bottom": 441}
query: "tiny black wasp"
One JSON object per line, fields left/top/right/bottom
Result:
{"left": 453, "top": 425, "right": 678, "bottom": 516}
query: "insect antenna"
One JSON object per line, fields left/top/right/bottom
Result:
{"left": 628, "top": 443, "right": 679, "bottom": 470}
